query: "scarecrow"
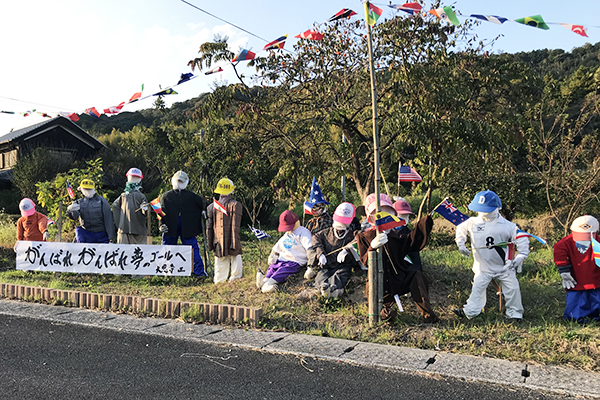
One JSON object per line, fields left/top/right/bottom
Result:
{"left": 393, "top": 198, "right": 422, "bottom": 272}
{"left": 16, "top": 198, "right": 50, "bottom": 242}
{"left": 454, "top": 190, "right": 529, "bottom": 320}
{"left": 311, "top": 202, "right": 359, "bottom": 297}
{"left": 112, "top": 168, "right": 148, "bottom": 244}
{"left": 66, "top": 179, "right": 115, "bottom": 243}
{"left": 206, "top": 178, "right": 243, "bottom": 284}
{"left": 554, "top": 215, "right": 600, "bottom": 322}
{"left": 159, "top": 171, "right": 206, "bottom": 277}
{"left": 257, "top": 210, "right": 313, "bottom": 293}
{"left": 303, "top": 177, "right": 332, "bottom": 279}
{"left": 356, "top": 193, "right": 438, "bottom": 322}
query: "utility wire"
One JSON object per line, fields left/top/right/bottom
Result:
{"left": 0, "top": 95, "right": 76, "bottom": 112}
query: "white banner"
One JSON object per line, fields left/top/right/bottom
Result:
{"left": 16, "top": 241, "right": 192, "bottom": 276}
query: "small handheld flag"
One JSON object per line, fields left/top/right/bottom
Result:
{"left": 398, "top": 164, "right": 422, "bottom": 182}
{"left": 214, "top": 199, "right": 228, "bottom": 215}
{"left": 591, "top": 236, "right": 600, "bottom": 267}
{"left": 150, "top": 197, "right": 166, "bottom": 220}
{"left": 375, "top": 211, "right": 406, "bottom": 232}
{"left": 433, "top": 198, "right": 469, "bottom": 226}
{"left": 66, "top": 180, "right": 75, "bottom": 199}
{"left": 516, "top": 229, "right": 547, "bottom": 246}
{"left": 249, "top": 226, "right": 271, "bottom": 240}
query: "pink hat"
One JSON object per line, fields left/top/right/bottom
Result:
{"left": 278, "top": 210, "right": 299, "bottom": 232}
{"left": 393, "top": 199, "right": 414, "bottom": 215}
{"left": 333, "top": 202, "right": 356, "bottom": 225}
{"left": 364, "top": 193, "right": 394, "bottom": 216}
{"left": 19, "top": 198, "right": 36, "bottom": 217}
{"left": 126, "top": 168, "right": 143, "bottom": 179}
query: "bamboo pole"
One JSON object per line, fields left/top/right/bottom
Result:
{"left": 56, "top": 201, "right": 63, "bottom": 242}
{"left": 365, "top": 11, "right": 382, "bottom": 326}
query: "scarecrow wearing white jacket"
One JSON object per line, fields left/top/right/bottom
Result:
{"left": 454, "top": 190, "right": 529, "bottom": 320}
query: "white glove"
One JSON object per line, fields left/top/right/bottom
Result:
{"left": 304, "top": 267, "right": 316, "bottom": 280}
{"left": 67, "top": 203, "right": 80, "bottom": 212}
{"left": 268, "top": 251, "right": 279, "bottom": 266}
{"left": 202, "top": 211, "right": 207, "bottom": 219}
{"left": 504, "top": 259, "right": 515, "bottom": 271}
{"left": 42, "top": 231, "right": 50, "bottom": 241}
{"left": 370, "top": 233, "right": 388, "bottom": 249}
{"left": 560, "top": 272, "right": 577, "bottom": 289}
{"left": 318, "top": 254, "right": 327, "bottom": 266}
{"left": 337, "top": 249, "right": 348, "bottom": 263}
{"left": 141, "top": 204, "right": 148, "bottom": 212}
{"left": 159, "top": 224, "right": 169, "bottom": 234}
{"left": 458, "top": 244, "right": 471, "bottom": 257}
{"left": 513, "top": 254, "right": 526, "bottom": 273}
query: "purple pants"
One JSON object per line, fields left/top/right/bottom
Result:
{"left": 266, "top": 260, "right": 302, "bottom": 283}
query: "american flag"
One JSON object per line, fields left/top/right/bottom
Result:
{"left": 398, "top": 164, "right": 422, "bottom": 182}
{"left": 66, "top": 180, "right": 75, "bottom": 199}
{"left": 249, "top": 226, "right": 270, "bottom": 240}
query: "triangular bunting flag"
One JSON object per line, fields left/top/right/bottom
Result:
{"left": 390, "top": 3, "right": 422, "bottom": 15}
{"left": 205, "top": 66, "right": 224, "bottom": 75}
{"left": 153, "top": 88, "right": 178, "bottom": 96}
{"left": 514, "top": 15, "right": 549, "bottom": 30}
{"left": 559, "top": 23, "right": 588, "bottom": 37}
{"left": 295, "top": 29, "right": 324, "bottom": 41}
{"left": 232, "top": 49, "right": 256, "bottom": 62}
{"left": 128, "top": 84, "right": 144, "bottom": 103}
{"left": 84, "top": 107, "right": 101, "bottom": 118}
{"left": 103, "top": 102, "right": 125, "bottom": 116}
{"left": 429, "top": 6, "right": 460, "bottom": 26}
{"left": 328, "top": 8, "right": 357, "bottom": 22}
{"left": 470, "top": 14, "right": 508, "bottom": 24}
{"left": 263, "top": 34, "right": 288, "bottom": 50}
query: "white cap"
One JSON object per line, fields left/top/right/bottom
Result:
{"left": 19, "top": 198, "right": 35, "bottom": 217}
{"left": 571, "top": 215, "right": 599, "bottom": 233}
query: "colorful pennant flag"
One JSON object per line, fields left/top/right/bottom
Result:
{"left": 59, "top": 112, "right": 80, "bottom": 122}
{"left": 592, "top": 236, "right": 600, "bottom": 267}
{"left": 398, "top": 164, "right": 422, "bottom": 182}
{"left": 470, "top": 14, "right": 508, "bottom": 24}
{"left": 1, "top": 111, "right": 15, "bottom": 114}
{"left": 264, "top": 34, "right": 288, "bottom": 50}
{"left": 22, "top": 110, "right": 35, "bottom": 117}
{"left": 150, "top": 197, "right": 166, "bottom": 219}
{"left": 214, "top": 199, "right": 228, "bottom": 215}
{"left": 205, "top": 66, "right": 224, "bottom": 75}
{"left": 37, "top": 112, "right": 51, "bottom": 118}
{"left": 128, "top": 84, "right": 144, "bottom": 103}
{"left": 84, "top": 107, "right": 101, "bottom": 118}
{"left": 390, "top": 3, "right": 422, "bottom": 15}
{"left": 249, "top": 226, "right": 271, "bottom": 240}
{"left": 154, "top": 88, "right": 178, "bottom": 96}
{"left": 178, "top": 73, "right": 194, "bottom": 84}
{"left": 232, "top": 49, "right": 256, "bottom": 62}
{"left": 295, "top": 29, "right": 324, "bottom": 41}
{"left": 514, "top": 15, "right": 549, "bottom": 30}
{"left": 66, "top": 180, "right": 75, "bottom": 199}
{"left": 364, "top": 2, "right": 383, "bottom": 26}
{"left": 433, "top": 198, "right": 469, "bottom": 226}
{"left": 516, "top": 229, "right": 547, "bottom": 245}
{"left": 103, "top": 102, "right": 125, "bottom": 115}
{"left": 328, "top": 8, "right": 357, "bottom": 22}
{"left": 429, "top": 6, "right": 460, "bottom": 26}
{"left": 374, "top": 211, "right": 406, "bottom": 232}
{"left": 559, "top": 23, "right": 588, "bottom": 37}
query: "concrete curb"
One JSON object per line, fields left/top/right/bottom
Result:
{"left": 0, "top": 283, "right": 262, "bottom": 326}
{"left": 0, "top": 298, "right": 598, "bottom": 398}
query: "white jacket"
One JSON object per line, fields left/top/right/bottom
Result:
{"left": 456, "top": 215, "right": 529, "bottom": 274}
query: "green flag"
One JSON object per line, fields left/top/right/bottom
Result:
{"left": 364, "top": 1, "right": 383, "bottom": 26}
{"left": 515, "top": 15, "right": 549, "bottom": 30}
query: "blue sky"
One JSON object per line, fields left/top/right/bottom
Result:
{"left": 0, "top": 0, "right": 597, "bottom": 134}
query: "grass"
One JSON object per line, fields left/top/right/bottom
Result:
{"left": 1, "top": 225, "right": 599, "bottom": 372}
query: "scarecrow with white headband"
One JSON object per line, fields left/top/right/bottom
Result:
{"left": 454, "top": 190, "right": 529, "bottom": 320}
{"left": 159, "top": 171, "right": 207, "bottom": 277}
{"left": 310, "top": 202, "right": 359, "bottom": 297}
{"left": 356, "top": 193, "right": 438, "bottom": 322}
{"left": 112, "top": 168, "right": 148, "bottom": 245}
{"left": 16, "top": 198, "right": 50, "bottom": 243}
{"left": 66, "top": 179, "right": 115, "bottom": 243}
{"left": 554, "top": 215, "right": 600, "bottom": 322}
{"left": 257, "top": 210, "right": 313, "bottom": 293}
{"left": 206, "top": 178, "right": 243, "bottom": 284}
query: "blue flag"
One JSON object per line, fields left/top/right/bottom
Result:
{"left": 249, "top": 226, "right": 270, "bottom": 240}
{"left": 434, "top": 198, "right": 469, "bottom": 226}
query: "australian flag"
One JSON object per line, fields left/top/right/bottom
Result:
{"left": 434, "top": 198, "right": 469, "bottom": 226}
{"left": 249, "top": 226, "right": 270, "bottom": 240}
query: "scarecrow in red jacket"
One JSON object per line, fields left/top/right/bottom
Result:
{"left": 554, "top": 215, "right": 600, "bottom": 322}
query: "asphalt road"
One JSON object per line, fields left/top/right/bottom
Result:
{"left": 0, "top": 314, "right": 580, "bottom": 400}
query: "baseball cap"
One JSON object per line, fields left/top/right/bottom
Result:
{"left": 278, "top": 210, "right": 299, "bottom": 232}
{"left": 19, "top": 198, "right": 35, "bottom": 217}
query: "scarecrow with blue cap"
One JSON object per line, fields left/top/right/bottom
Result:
{"left": 454, "top": 190, "right": 529, "bottom": 320}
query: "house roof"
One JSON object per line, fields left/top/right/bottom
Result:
{"left": 0, "top": 116, "right": 105, "bottom": 150}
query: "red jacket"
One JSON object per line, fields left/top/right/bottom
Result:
{"left": 554, "top": 234, "right": 600, "bottom": 290}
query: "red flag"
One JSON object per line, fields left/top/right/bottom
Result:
{"left": 150, "top": 197, "right": 166, "bottom": 219}
{"left": 295, "top": 29, "right": 324, "bottom": 41}
{"left": 104, "top": 102, "right": 125, "bottom": 115}
{"left": 66, "top": 180, "right": 75, "bottom": 199}
{"left": 328, "top": 8, "right": 357, "bottom": 22}
{"left": 59, "top": 112, "right": 79, "bottom": 122}
{"left": 213, "top": 199, "right": 228, "bottom": 215}
{"left": 559, "top": 23, "right": 588, "bottom": 37}
{"left": 84, "top": 107, "right": 101, "bottom": 118}
{"left": 128, "top": 84, "right": 144, "bottom": 103}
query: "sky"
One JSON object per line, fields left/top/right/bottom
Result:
{"left": 0, "top": 0, "right": 598, "bottom": 136}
